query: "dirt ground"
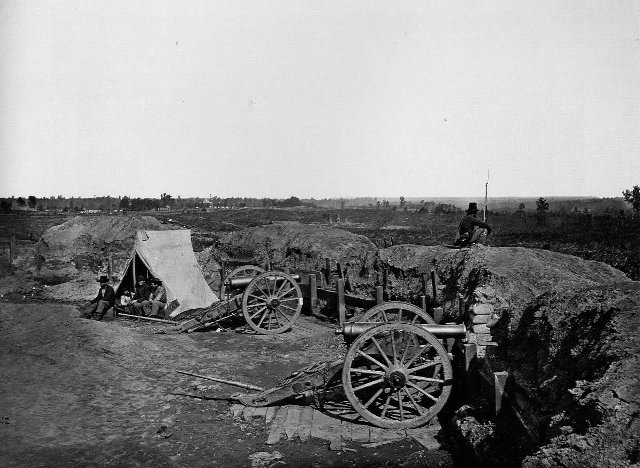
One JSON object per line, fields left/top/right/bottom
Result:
{"left": 0, "top": 300, "right": 455, "bottom": 468}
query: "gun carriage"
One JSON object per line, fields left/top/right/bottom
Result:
{"left": 179, "top": 265, "right": 303, "bottom": 334}
{"left": 179, "top": 302, "right": 468, "bottom": 429}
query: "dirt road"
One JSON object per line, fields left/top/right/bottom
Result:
{"left": 0, "top": 302, "right": 454, "bottom": 467}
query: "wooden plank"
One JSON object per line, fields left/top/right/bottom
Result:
{"left": 242, "top": 407, "right": 257, "bottom": 421}
{"left": 265, "top": 406, "right": 277, "bottom": 424}
{"left": 252, "top": 407, "right": 268, "bottom": 418}
{"left": 230, "top": 404, "right": 244, "bottom": 419}
{"left": 310, "top": 410, "right": 342, "bottom": 450}
{"left": 283, "top": 405, "right": 303, "bottom": 440}
{"left": 369, "top": 426, "right": 406, "bottom": 443}
{"left": 297, "top": 406, "right": 314, "bottom": 442}
{"left": 349, "top": 421, "right": 371, "bottom": 443}
{"left": 266, "top": 406, "right": 289, "bottom": 445}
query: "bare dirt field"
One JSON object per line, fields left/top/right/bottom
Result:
{"left": 0, "top": 301, "right": 454, "bottom": 468}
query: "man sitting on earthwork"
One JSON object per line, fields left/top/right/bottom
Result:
{"left": 145, "top": 278, "right": 167, "bottom": 318}
{"left": 454, "top": 202, "right": 493, "bottom": 247}
{"left": 127, "top": 276, "right": 152, "bottom": 316}
{"left": 80, "top": 275, "right": 115, "bottom": 320}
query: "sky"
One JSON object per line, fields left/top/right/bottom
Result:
{"left": 1, "top": 0, "right": 639, "bottom": 199}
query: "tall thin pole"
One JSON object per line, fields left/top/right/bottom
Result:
{"left": 484, "top": 169, "right": 489, "bottom": 223}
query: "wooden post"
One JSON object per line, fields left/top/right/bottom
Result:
{"left": 420, "top": 295, "right": 427, "bottom": 314}
{"left": 464, "top": 343, "right": 478, "bottom": 400}
{"left": 494, "top": 371, "right": 509, "bottom": 415}
{"left": 308, "top": 274, "right": 317, "bottom": 315}
{"left": 108, "top": 253, "right": 113, "bottom": 279}
{"left": 433, "top": 307, "right": 443, "bottom": 324}
{"left": 422, "top": 273, "right": 429, "bottom": 298}
{"left": 324, "top": 258, "right": 331, "bottom": 285}
{"left": 430, "top": 269, "right": 437, "bottom": 304}
{"left": 458, "top": 294, "right": 465, "bottom": 317}
{"left": 9, "top": 235, "right": 16, "bottom": 263}
{"left": 132, "top": 257, "right": 136, "bottom": 286}
{"left": 382, "top": 267, "right": 388, "bottom": 299}
{"left": 375, "top": 286, "right": 384, "bottom": 305}
{"left": 337, "top": 262, "right": 344, "bottom": 280}
{"left": 336, "top": 278, "right": 346, "bottom": 326}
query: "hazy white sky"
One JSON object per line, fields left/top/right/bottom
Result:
{"left": 1, "top": 0, "right": 639, "bottom": 199}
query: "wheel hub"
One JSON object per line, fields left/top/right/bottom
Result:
{"left": 266, "top": 297, "right": 280, "bottom": 309}
{"left": 386, "top": 369, "right": 407, "bottom": 389}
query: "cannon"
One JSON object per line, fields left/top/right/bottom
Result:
{"left": 178, "top": 302, "right": 468, "bottom": 429}
{"left": 178, "top": 265, "right": 303, "bottom": 334}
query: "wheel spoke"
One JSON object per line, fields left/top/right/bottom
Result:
{"left": 398, "top": 390, "right": 404, "bottom": 421}
{"left": 381, "top": 395, "right": 392, "bottom": 418}
{"left": 404, "top": 343, "right": 431, "bottom": 368}
{"left": 404, "top": 387, "right": 424, "bottom": 416}
{"left": 380, "top": 310, "right": 388, "bottom": 323}
{"left": 273, "top": 310, "right": 281, "bottom": 328}
{"left": 275, "top": 308, "right": 291, "bottom": 322}
{"left": 255, "top": 283, "right": 270, "bottom": 299}
{"left": 400, "top": 332, "right": 413, "bottom": 365}
{"left": 407, "top": 359, "right": 441, "bottom": 374}
{"left": 276, "top": 287, "right": 296, "bottom": 299}
{"left": 356, "top": 350, "right": 388, "bottom": 371}
{"left": 390, "top": 330, "right": 398, "bottom": 365}
{"left": 407, "top": 382, "right": 439, "bottom": 402}
{"left": 397, "top": 308, "right": 402, "bottom": 323}
{"left": 247, "top": 294, "right": 268, "bottom": 303}
{"left": 408, "top": 375, "right": 444, "bottom": 384}
{"left": 363, "top": 388, "right": 384, "bottom": 409}
{"left": 257, "top": 310, "right": 269, "bottom": 328}
{"left": 350, "top": 368, "right": 385, "bottom": 376}
{"left": 352, "top": 378, "right": 384, "bottom": 393}
{"left": 370, "top": 337, "right": 393, "bottom": 367}
{"left": 249, "top": 306, "right": 267, "bottom": 320}
{"left": 274, "top": 278, "right": 288, "bottom": 297}
{"left": 279, "top": 304, "right": 299, "bottom": 312}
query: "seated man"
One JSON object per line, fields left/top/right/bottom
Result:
{"left": 127, "top": 276, "right": 151, "bottom": 316}
{"left": 80, "top": 275, "right": 115, "bottom": 320}
{"left": 454, "top": 202, "right": 492, "bottom": 247}
{"left": 145, "top": 278, "right": 167, "bottom": 318}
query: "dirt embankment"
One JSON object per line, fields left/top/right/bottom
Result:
{"left": 213, "top": 221, "right": 377, "bottom": 275}
{"left": 371, "top": 244, "right": 638, "bottom": 466}
{"left": 1, "top": 215, "right": 176, "bottom": 302}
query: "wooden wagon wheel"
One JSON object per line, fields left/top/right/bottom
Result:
{"left": 242, "top": 271, "right": 302, "bottom": 334}
{"left": 219, "top": 265, "right": 265, "bottom": 299}
{"left": 360, "top": 301, "right": 435, "bottom": 325}
{"left": 342, "top": 323, "right": 452, "bottom": 429}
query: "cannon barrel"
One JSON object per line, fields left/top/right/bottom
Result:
{"left": 336, "top": 321, "right": 467, "bottom": 340}
{"left": 227, "top": 273, "right": 301, "bottom": 290}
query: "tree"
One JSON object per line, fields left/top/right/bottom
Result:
{"left": 622, "top": 185, "right": 640, "bottom": 215}
{"left": 27, "top": 196, "right": 37, "bottom": 208}
{"left": 400, "top": 196, "right": 406, "bottom": 207}
{"left": 517, "top": 203, "right": 525, "bottom": 220}
{"left": 160, "top": 193, "right": 174, "bottom": 207}
{"left": 119, "top": 196, "right": 130, "bottom": 209}
{"left": 536, "top": 197, "right": 549, "bottom": 225}
{"left": 339, "top": 198, "right": 346, "bottom": 210}
{"left": 17, "top": 197, "right": 25, "bottom": 206}
{"left": 376, "top": 200, "right": 381, "bottom": 209}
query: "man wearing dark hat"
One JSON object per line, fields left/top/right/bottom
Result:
{"left": 145, "top": 278, "right": 168, "bottom": 318}
{"left": 454, "top": 202, "right": 493, "bottom": 247}
{"left": 80, "top": 275, "right": 115, "bottom": 320}
{"left": 127, "top": 276, "right": 152, "bottom": 316}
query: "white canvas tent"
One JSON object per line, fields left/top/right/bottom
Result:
{"left": 116, "top": 229, "right": 218, "bottom": 318}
